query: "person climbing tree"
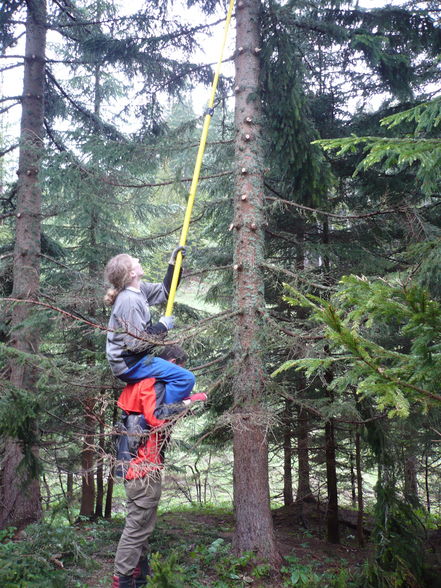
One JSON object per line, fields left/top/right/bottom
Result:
{"left": 112, "top": 345, "right": 207, "bottom": 587}
{"left": 104, "top": 247, "right": 196, "bottom": 404}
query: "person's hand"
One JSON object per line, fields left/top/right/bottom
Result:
{"left": 183, "top": 392, "right": 208, "bottom": 406}
{"left": 159, "top": 315, "right": 175, "bottom": 330}
{"left": 169, "top": 245, "right": 187, "bottom": 265}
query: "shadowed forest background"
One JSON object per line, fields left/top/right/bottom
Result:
{"left": 1, "top": 0, "right": 441, "bottom": 586}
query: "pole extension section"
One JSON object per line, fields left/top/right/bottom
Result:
{"left": 165, "top": 0, "right": 235, "bottom": 317}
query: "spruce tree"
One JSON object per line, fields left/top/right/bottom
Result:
{"left": 231, "top": 0, "right": 281, "bottom": 565}
{"left": 0, "top": 0, "right": 47, "bottom": 530}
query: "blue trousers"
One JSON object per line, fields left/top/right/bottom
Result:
{"left": 119, "top": 356, "right": 195, "bottom": 404}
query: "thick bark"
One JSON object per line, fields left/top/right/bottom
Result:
{"left": 0, "top": 0, "right": 46, "bottom": 530}
{"left": 295, "top": 407, "right": 314, "bottom": 503}
{"left": 231, "top": 0, "right": 280, "bottom": 566}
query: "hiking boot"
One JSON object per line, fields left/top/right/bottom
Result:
{"left": 133, "top": 556, "right": 150, "bottom": 587}
{"left": 112, "top": 574, "right": 133, "bottom": 588}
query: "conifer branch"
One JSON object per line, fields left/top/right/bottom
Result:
{"left": 184, "top": 265, "right": 231, "bottom": 279}
{"left": 0, "top": 61, "right": 22, "bottom": 73}
{"left": 0, "top": 213, "right": 16, "bottom": 221}
{"left": 262, "top": 262, "right": 334, "bottom": 291}
{"left": 278, "top": 390, "right": 387, "bottom": 425}
{"left": 45, "top": 69, "right": 127, "bottom": 142}
{"left": 192, "top": 351, "right": 233, "bottom": 373}
{"left": 0, "top": 53, "right": 24, "bottom": 60}
{"left": 0, "top": 297, "right": 161, "bottom": 346}
{"left": 0, "top": 298, "right": 238, "bottom": 349}
{"left": 266, "top": 313, "right": 323, "bottom": 341}
{"left": 0, "top": 143, "right": 18, "bottom": 158}
{"left": 99, "top": 170, "right": 232, "bottom": 189}
{"left": 176, "top": 310, "right": 239, "bottom": 333}
{"left": 127, "top": 212, "right": 206, "bottom": 242}
{"left": 43, "top": 120, "right": 67, "bottom": 153}
{"left": 265, "top": 185, "right": 409, "bottom": 220}
{"left": 0, "top": 95, "right": 21, "bottom": 103}
{"left": 357, "top": 355, "right": 441, "bottom": 404}
{"left": 0, "top": 102, "right": 20, "bottom": 116}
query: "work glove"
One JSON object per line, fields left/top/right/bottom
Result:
{"left": 183, "top": 392, "right": 208, "bottom": 406}
{"left": 169, "top": 245, "right": 186, "bottom": 265}
{"left": 159, "top": 315, "right": 175, "bottom": 330}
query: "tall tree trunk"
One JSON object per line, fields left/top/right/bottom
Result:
{"left": 0, "top": 0, "right": 46, "bottom": 530}
{"left": 355, "top": 429, "right": 365, "bottom": 547}
{"left": 325, "top": 418, "right": 340, "bottom": 544}
{"left": 95, "top": 416, "right": 104, "bottom": 518}
{"left": 104, "top": 467, "right": 115, "bottom": 519}
{"left": 425, "top": 453, "right": 430, "bottom": 513}
{"left": 295, "top": 406, "right": 314, "bottom": 503}
{"left": 322, "top": 223, "right": 339, "bottom": 543}
{"left": 231, "top": 0, "right": 280, "bottom": 566}
{"left": 67, "top": 472, "right": 74, "bottom": 504}
{"left": 350, "top": 448, "right": 356, "bottom": 508}
{"left": 283, "top": 400, "right": 294, "bottom": 506}
{"left": 104, "top": 392, "right": 118, "bottom": 519}
{"left": 404, "top": 452, "right": 419, "bottom": 504}
{"left": 81, "top": 52, "right": 102, "bottom": 517}
{"left": 79, "top": 399, "right": 96, "bottom": 518}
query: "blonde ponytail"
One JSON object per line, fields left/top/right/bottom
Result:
{"left": 104, "top": 287, "right": 119, "bottom": 306}
{"left": 104, "top": 254, "right": 133, "bottom": 306}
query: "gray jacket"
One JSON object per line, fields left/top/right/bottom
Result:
{"left": 106, "top": 267, "right": 175, "bottom": 376}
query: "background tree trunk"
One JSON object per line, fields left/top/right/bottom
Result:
{"left": 79, "top": 400, "right": 96, "bottom": 519}
{"left": 0, "top": 0, "right": 46, "bottom": 530}
{"left": 404, "top": 452, "right": 419, "bottom": 504}
{"left": 231, "top": 0, "right": 280, "bottom": 566}
{"left": 355, "top": 429, "right": 365, "bottom": 547}
{"left": 324, "top": 360, "right": 339, "bottom": 543}
{"left": 296, "top": 406, "right": 314, "bottom": 503}
{"left": 105, "top": 392, "right": 119, "bottom": 519}
{"left": 95, "top": 417, "right": 104, "bottom": 518}
{"left": 325, "top": 418, "right": 340, "bottom": 544}
{"left": 283, "top": 399, "right": 294, "bottom": 506}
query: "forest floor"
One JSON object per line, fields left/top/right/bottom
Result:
{"left": 84, "top": 501, "right": 377, "bottom": 587}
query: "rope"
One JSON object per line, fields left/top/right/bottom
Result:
{"left": 165, "top": 0, "right": 235, "bottom": 316}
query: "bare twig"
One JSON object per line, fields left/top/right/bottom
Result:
{"left": 265, "top": 183, "right": 410, "bottom": 220}
{"left": 262, "top": 262, "right": 334, "bottom": 291}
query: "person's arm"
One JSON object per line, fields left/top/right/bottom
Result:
{"left": 140, "top": 265, "right": 182, "bottom": 306}
{"left": 152, "top": 382, "right": 188, "bottom": 419}
{"left": 140, "top": 246, "right": 185, "bottom": 305}
{"left": 162, "top": 263, "right": 182, "bottom": 295}
{"left": 116, "top": 296, "right": 166, "bottom": 351}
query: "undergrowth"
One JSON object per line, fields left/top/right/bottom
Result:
{"left": 0, "top": 518, "right": 120, "bottom": 587}
{"left": 3, "top": 503, "right": 438, "bottom": 587}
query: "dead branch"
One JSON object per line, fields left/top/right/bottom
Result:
{"left": 262, "top": 262, "right": 334, "bottom": 291}
{"left": 265, "top": 183, "right": 412, "bottom": 220}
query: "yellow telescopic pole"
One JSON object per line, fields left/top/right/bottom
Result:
{"left": 165, "top": 0, "right": 235, "bottom": 316}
